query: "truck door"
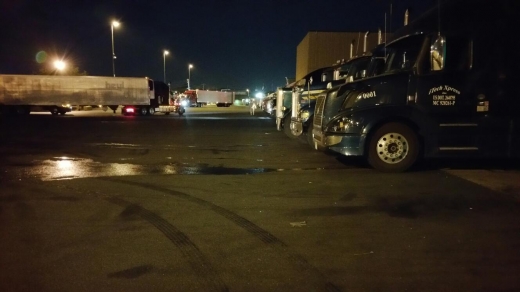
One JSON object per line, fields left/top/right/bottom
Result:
{"left": 414, "top": 34, "right": 517, "bottom": 157}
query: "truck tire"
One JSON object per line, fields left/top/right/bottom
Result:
{"left": 367, "top": 122, "right": 419, "bottom": 172}
{"left": 283, "top": 115, "right": 298, "bottom": 139}
{"left": 178, "top": 107, "right": 185, "bottom": 116}
{"left": 139, "top": 107, "right": 148, "bottom": 116}
{"left": 51, "top": 107, "right": 59, "bottom": 115}
{"left": 306, "top": 117, "right": 317, "bottom": 148}
{"left": 148, "top": 107, "right": 155, "bottom": 115}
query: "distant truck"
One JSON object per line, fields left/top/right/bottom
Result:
{"left": 183, "top": 90, "right": 199, "bottom": 107}
{"left": 0, "top": 75, "right": 184, "bottom": 116}
{"left": 184, "top": 89, "right": 234, "bottom": 107}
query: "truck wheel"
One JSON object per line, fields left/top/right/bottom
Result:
{"left": 283, "top": 115, "right": 298, "bottom": 139}
{"left": 367, "top": 122, "right": 419, "bottom": 172}
{"left": 306, "top": 117, "right": 318, "bottom": 148}
{"left": 51, "top": 107, "right": 59, "bottom": 115}
{"left": 178, "top": 107, "right": 185, "bottom": 116}
{"left": 148, "top": 107, "right": 155, "bottom": 115}
{"left": 139, "top": 107, "right": 148, "bottom": 116}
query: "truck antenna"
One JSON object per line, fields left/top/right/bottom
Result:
{"left": 389, "top": 1, "right": 393, "bottom": 34}
{"left": 384, "top": 12, "right": 387, "bottom": 44}
{"left": 437, "top": 0, "right": 441, "bottom": 35}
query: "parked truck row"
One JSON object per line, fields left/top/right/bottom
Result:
{"left": 275, "top": 0, "right": 520, "bottom": 172}
{"left": 0, "top": 75, "right": 185, "bottom": 116}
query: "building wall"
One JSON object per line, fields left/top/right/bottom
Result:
{"left": 295, "top": 31, "right": 392, "bottom": 80}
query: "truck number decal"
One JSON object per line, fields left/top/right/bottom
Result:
{"left": 429, "top": 85, "right": 460, "bottom": 106}
{"left": 359, "top": 91, "right": 376, "bottom": 99}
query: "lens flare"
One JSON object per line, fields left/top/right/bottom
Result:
{"left": 35, "top": 51, "right": 47, "bottom": 63}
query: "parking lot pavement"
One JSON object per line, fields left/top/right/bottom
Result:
{"left": 444, "top": 169, "right": 520, "bottom": 198}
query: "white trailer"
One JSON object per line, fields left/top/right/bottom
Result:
{"left": 0, "top": 74, "right": 184, "bottom": 116}
{"left": 195, "top": 90, "right": 234, "bottom": 107}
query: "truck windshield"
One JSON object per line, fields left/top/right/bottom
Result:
{"left": 383, "top": 34, "right": 425, "bottom": 73}
{"left": 349, "top": 58, "right": 371, "bottom": 81}
{"left": 336, "top": 63, "right": 353, "bottom": 80}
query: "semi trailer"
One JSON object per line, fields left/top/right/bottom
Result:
{"left": 0, "top": 75, "right": 184, "bottom": 116}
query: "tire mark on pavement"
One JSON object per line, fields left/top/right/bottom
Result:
{"left": 104, "top": 196, "right": 229, "bottom": 292}
{"left": 99, "top": 177, "right": 341, "bottom": 292}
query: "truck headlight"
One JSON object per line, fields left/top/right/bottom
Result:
{"left": 328, "top": 116, "right": 358, "bottom": 133}
{"left": 300, "top": 110, "right": 311, "bottom": 122}
{"left": 181, "top": 100, "right": 188, "bottom": 107}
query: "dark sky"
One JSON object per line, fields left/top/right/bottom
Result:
{"left": 0, "top": 0, "right": 434, "bottom": 92}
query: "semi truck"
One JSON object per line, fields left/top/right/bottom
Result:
{"left": 296, "top": 54, "right": 375, "bottom": 147}
{"left": 0, "top": 75, "right": 184, "bottom": 116}
{"left": 286, "top": 31, "right": 384, "bottom": 142}
{"left": 275, "top": 66, "right": 333, "bottom": 139}
{"left": 312, "top": 0, "right": 520, "bottom": 172}
{"left": 182, "top": 89, "right": 234, "bottom": 107}
{"left": 183, "top": 90, "right": 199, "bottom": 107}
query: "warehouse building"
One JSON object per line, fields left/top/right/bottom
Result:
{"left": 295, "top": 31, "right": 392, "bottom": 80}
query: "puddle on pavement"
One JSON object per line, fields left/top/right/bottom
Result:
{"left": 2, "top": 157, "right": 294, "bottom": 181}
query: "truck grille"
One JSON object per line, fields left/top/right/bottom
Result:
{"left": 314, "top": 93, "right": 326, "bottom": 129}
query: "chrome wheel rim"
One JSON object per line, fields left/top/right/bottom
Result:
{"left": 376, "top": 132, "right": 409, "bottom": 164}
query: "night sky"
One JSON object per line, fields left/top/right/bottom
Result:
{"left": 0, "top": 0, "right": 434, "bottom": 92}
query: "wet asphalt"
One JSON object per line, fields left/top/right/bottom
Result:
{"left": 1, "top": 106, "right": 520, "bottom": 292}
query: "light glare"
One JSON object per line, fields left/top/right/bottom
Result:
{"left": 54, "top": 60, "right": 66, "bottom": 71}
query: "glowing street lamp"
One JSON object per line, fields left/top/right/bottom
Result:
{"left": 163, "top": 50, "right": 169, "bottom": 81}
{"left": 111, "top": 20, "right": 120, "bottom": 77}
{"left": 188, "top": 64, "right": 193, "bottom": 89}
{"left": 54, "top": 60, "right": 66, "bottom": 72}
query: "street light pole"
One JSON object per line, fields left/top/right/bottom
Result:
{"left": 111, "top": 20, "right": 120, "bottom": 77}
{"left": 188, "top": 64, "right": 193, "bottom": 89}
{"left": 163, "top": 50, "right": 169, "bottom": 82}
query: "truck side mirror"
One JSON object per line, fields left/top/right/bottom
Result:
{"left": 430, "top": 35, "right": 445, "bottom": 71}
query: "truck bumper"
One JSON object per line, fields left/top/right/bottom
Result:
{"left": 313, "top": 128, "right": 364, "bottom": 156}
{"left": 327, "top": 134, "right": 363, "bottom": 156}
